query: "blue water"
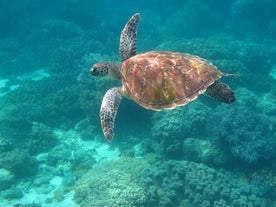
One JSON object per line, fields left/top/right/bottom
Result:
{"left": 0, "top": 0, "right": 275, "bottom": 206}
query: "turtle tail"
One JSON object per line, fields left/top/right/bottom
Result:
{"left": 222, "top": 72, "right": 240, "bottom": 77}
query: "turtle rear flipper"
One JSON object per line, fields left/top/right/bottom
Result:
{"left": 100, "top": 87, "right": 123, "bottom": 141}
{"left": 205, "top": 81, "right": 235, "bottom": 103}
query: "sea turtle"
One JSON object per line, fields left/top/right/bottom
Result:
{"left": 90, "top": 13, "right": 235, "bottom": 141}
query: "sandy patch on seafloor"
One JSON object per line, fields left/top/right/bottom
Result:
{"left": 1, "top": 176, "right": 78, "bottom": 207}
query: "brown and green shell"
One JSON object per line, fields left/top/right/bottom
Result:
{"left": 121, "top": 51, "right": 222, "bottom": 110}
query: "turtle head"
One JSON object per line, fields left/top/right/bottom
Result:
{"left": 90, "top": 62, "right": 121, "bottom": 79}
{"left": 90, "top": 62, "right": 110, "bottom": 76}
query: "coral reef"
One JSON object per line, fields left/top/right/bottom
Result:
{"left": 1, "top": 187, "right": 23, "bottom": 200}
{"left": 0, "top": 103, "right": 58, "bottom": 156}
{"left": 140, "top": 160, "right": 269, "bottom": 207}
{"left": 74, "top": 158, "right": 150, "bottom": 207}
{"left": 250, "top": 168, "right": 276, "bottom": 201}
{"left": 49, "top": 47, "right": 76, "bottom": 76}
{"left": 0, "top": 148, "right": 38, "bottom": 178}
{"left": 182, "top": 137, "right": 229, "bottom": 167}
{"left": 47, "top": 145, "right": 75, "bottom": 167}
{"left": 151, "top": 101, "right": 210, "bottom": 159}
{"left": 206, "top": 104, "right": 275, "bottom": 164}
{"left": 12, "top": 203, "right": 41, "bottom": 207}
{"left": 19, "top": 103, "right": 44, "bottom": 122}
{"left": 0, "top": 105, "right": 32, "bottom": 145}
{"left": 42, "top": 84, "right": 87, "bottom": 126}
{"left": 1, "top": 75, "right": 91, "bottom": 127}
{"left": 46, "top": 139, "right": 97, "bottom": 177}
{"left": 256, "top": 91, "right": 276, "bottom": 117}
{"left": 74, "top": 119, "right": 97, "bottom": 140}
{"left": 27, "top": 122, "right": 58, "bottom": 155}
{"left": 0, "top": 136, "right": 15, "bottom": 153}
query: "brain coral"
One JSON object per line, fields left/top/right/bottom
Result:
{"left": 74, "top": 157, "right": 150, "bottom": 207}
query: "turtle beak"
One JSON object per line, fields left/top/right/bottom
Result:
{"left": 90, "top": 65, "right": 99, "bottom": 76}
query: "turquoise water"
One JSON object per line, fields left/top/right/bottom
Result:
{"left": 0, "top": 0, "right": 275, "bottom": 206}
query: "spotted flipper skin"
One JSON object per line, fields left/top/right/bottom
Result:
{"left": 205, "top": 81, "right": 235, "bottom": 103}
{"left": 100, "top": 87, "right": 123, "bottom": 141}
{"left": 119, "top": 13, "right": 140, "bottom": 61}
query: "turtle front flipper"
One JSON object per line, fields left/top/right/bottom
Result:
{"left": 119, "top": 13, "right": 141, "bottom": 61}
{"left": 205, "top": 81, "right": 235, "bottom": 103}
{"left": 100, "top": 87, "right": 123, "bottom": 141}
